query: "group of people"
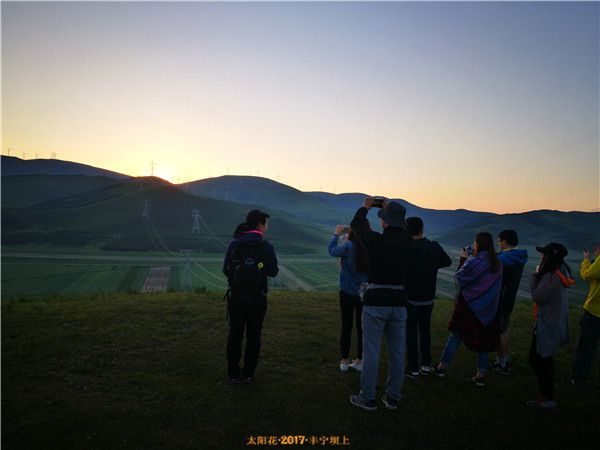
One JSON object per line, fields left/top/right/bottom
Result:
{"left": 222, "top": 200, "right": 600, "bottom": 413}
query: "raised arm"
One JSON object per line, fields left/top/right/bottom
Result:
{"left": 580, "top": 251, "right": 600, "bottom": 282}
{"left": 435, "top": 242, "right": 452, "bottom": 269}
{"left": 328, "top": 234, "right": 352, "bottom": 257}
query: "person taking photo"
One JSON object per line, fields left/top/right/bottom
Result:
{"left": 349, "top": 197, "right": 410, "bottom": 411}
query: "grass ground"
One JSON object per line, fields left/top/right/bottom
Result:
{"left": 2, "top": 292, "right": 598, "bottom": 449}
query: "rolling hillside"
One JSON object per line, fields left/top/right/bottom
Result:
{"left": 1, "top": 175, "right": 125, "bottom": 208}
{"left": 1, "top": 155, "right": 129, "bottom": 179}
{"left": 2, "top": 176, "right": 327, "bottom": 255}
{"left": 3, "top": 158, "right": 597, "bottom": 255}
{"left": 436, "top": 209, "right": 600, "bottom": 251}
{"left": 184, "top": 176, "right": 351, "bottom": 226}
{"left": 182, "top": 176, "right": 599, "bottom": 251}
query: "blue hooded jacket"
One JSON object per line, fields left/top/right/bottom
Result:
{"left": 328, "top": 235, "right": 367, "bottom": 297}
{"left": 497, "top": 248, "right": 528, "bottom": 315}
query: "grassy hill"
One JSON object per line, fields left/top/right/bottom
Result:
{"left": 436, "top": 210, "right": 600, "bottom": 251}
{"left": 185, "top": 176, "right": 352, "bottom": 226}
{"left": 2, "top": 292, "right": 598, "bottom": 449}
{"left": 3, "top": 159, "right": 597, "bottom": 257}
{"left": 183, "top": 176, "right": 599, "bottom": 253}
{"left": 1, "top": 155, "right": 129, "bottom": 178}
{"left": 1, "top": 174, "right": 130, "bottom": 208}
{"left": 2, "top": 176, "right": 328, "bottom": 255}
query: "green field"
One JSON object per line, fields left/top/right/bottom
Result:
{"left": 2, "top": 292, "right": 598, "bottom": 449}
{"left": 1, "top": 247, "right": 593, "bottom": 303}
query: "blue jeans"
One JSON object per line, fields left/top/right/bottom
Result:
{"left": 440, "top": 332, "right": 489, "bottom": 373}
{"left": 360, "top": 305, "right": 407, "bottom": 402}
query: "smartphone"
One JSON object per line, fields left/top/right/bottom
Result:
{"left": 463, "top": 245, "right": 473, "bottom": 256}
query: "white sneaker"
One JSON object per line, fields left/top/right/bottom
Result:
{"left": 420, "top": 365, "right": 434, "bottom": 375}
{"left": 339, "top": 361, "right": 349, "bottom": 372}
{"left": 349, "top": 360, "right": 363, "bottom": 372}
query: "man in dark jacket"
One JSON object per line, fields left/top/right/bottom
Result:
{"left": 223, "top": 210, "right": 278, "bottom": 384}
{"left": 349, "top": 198, "right": 410, "bottom": 411}
{"left": 404, "top": 217, "right": 452, "bottom": 377}
{"left": 491, "top": 229, "right": 528, "bottom": 373}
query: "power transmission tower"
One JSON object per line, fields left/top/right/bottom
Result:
{"left": 51, "top": 152, "right": 57, "bottom": 159}
{"left": 22, "top": 152, "right": 27, "bottom": 159}
{"left": 150, "top": 160, "right": 156, "bottom": 176}
{"left": 141, "top": 199, "right": 150, "bottom": 222}
{"left": 192, "top": 210, "right": 201, "bottom": 233}
{"left": 7, "top": 147, "right": 11, "bottom": 156}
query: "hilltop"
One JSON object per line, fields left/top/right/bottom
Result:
{"left": 1, "top": 155, "right": 129, "bottom": 179}
{"left": 183, "top": 176, "right": 599, "bottom": 251}
{"left": 1, "top": 175, "right": 326, "bottom": 255}
{"left": 2, "top": 157, "right": 598, "bottom": 252}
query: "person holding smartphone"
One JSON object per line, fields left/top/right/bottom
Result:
{"left": 348, "top": 197, "right": 410, "bottom": 411}
{"left": 571, "top": 245, "right": 600, "bottom": 386}
{"left": 328, "top": 224, "right": 369, "bottom": 372}
{"left": 434, "top": 232, "right": 502, "bottom": 387}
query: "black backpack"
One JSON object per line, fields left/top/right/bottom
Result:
{"left": 228, "top": 241, "right": 268, "bottom": 303}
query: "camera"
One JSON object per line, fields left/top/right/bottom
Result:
{"left": 341, "top": 226, "right": 351, "bottom": 235}
{"left": 463, "top": 245, "right": 473, "bottom": 256}
{"left": 372, "top": 196, "right": 385, "bottom": 208}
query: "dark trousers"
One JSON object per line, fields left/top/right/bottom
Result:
{"left": 529, "top": 333, "right": 554, "bottom": 400}
{"left": 572, "top": 310, "right": 600, "bottom": 383}
{"left": 227, "top": 300, "right": 267, "bottom": 379}
{"left": 340, "top": 290, "right": 363, "bottom": 359}
{"left": 406, "top": 303, "right": 434, "bottom": 370}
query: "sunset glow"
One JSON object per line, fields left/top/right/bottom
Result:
{"left": 2, "top": 1, "right": 598, "bottom": 213}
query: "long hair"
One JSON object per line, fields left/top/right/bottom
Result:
{"left": 348, "top": 224, "right": 371, "bottom": 273}
{"left": 474, "top": 232, "right": 500, "bottom": 273}
{"left": 233, "top": 222, "right": 251, "bottom": 238}
{"left": 537, "top": 252, "right": 571, "bottom": 283}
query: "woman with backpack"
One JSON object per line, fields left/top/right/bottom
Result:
{"left": 328, "top": 224, "right": 369, "bottom": 372}
{"left": 527, "top": 243, "right": 574, "bottom": 411}
{"left": 434, "top": 232, "right": 502, "bottom": 387}
{"left": 223, "top": 210, "right": 279, "bottom": 385}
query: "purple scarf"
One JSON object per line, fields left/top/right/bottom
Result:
{"left": 455, "top": 251, "right": 502, "bottom": 326}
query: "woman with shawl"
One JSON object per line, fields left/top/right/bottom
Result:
{"left": 434, "top": 232, "right": 502, "bottom": 387}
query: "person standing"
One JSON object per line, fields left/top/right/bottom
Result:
{"left": 571, "top": 245, "right": 600, "bottom": 386}
{"left": 223, "top": 210, "right": 279, "bottom": 384}
{"left": 349, "top": 197, "right": 410, "bottom": 411}
{"left": 491, "top": 229, "right": 528, "bottom": 374}
{"left": 404, "top": 217, "right": 451, "bottom": 378}
{"left": 435, "top": 232, "right": 502, "bottom": 387}
{"left": 328, "top": 224, "right": 369, "bottom": 372}
{"left": 527, "top": 243, "right": 574, "bottom": 411}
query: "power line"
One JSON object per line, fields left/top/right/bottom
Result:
{"left": 448, "top": 132, "right": 598, "bottom": 201}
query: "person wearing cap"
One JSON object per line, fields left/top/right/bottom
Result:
{"left": 491, "top": 229, "right": 529, "bottom": 374}
{"left": 571, "top": 245, "right": 600, "bottom": 386}
{"left": 347, "top": 197, "right": 410, "bottom": 411}
{"left": 528, "top": 243, "right": 575, "bottom": 411}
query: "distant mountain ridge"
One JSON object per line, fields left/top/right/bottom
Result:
{"left": 1, "top": 156, "right": 129, "bottom": 179}
{"left": 2, "top": 157, "right": 598, "bottom": 252}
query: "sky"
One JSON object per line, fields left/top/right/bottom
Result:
{"left": 2, "top": 1, "right": 599, "bottom": 213}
